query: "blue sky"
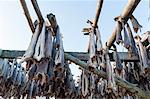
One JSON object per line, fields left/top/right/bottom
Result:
{"left": 0, "top": 0, "right": 149, "bottom": 78}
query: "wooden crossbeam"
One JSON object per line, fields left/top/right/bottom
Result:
{"left": 64, "top": 53, "right": 150, "bottom": 99}
{"left": 106, "top": 0, "right": 141, "bottom": 48}
{"left": 0, "top": 49, "right": 139, "bottom": 62}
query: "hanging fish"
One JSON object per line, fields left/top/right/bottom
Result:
{"left": 47, "top": 13, "right": 58, "bottom": 36}
{"left": 87, "top": 59, "right": 97, "bottom": 69}
{"left": 95, "top": 27, "right": 103, "bottom": 52}
{"left": 33, "top": 33, "right": 41, "bottom": 60}
{"left": 14, "top": 63, "right": 22, "bottom": 86}
{"left": 36, "top": 60, "right": 49, "bottom": 75}
{"left": 44, "top": 22, "right": 53, "bottom": 58}
{"left": 1, "top": 59, "right": 10, "bottom": 80}
{"left": 130, "top": 15, "right": 142, "bottom": 33}
{"left": 0, "top": 59, "right": 3, "bottom": 74}
{"left": 17, "top": 65, "right": 23, "bottom": 86}
{"left": 97, "top": 78, "right": 105, "bottom": 96}
{"left": 38, "top": 21, "right": 46, "bottom": 60}
{"left": 123, "top": 26, "right": 131, "bottom": 49}
{"left": 33, "top": 22, "right": 46, "bottom": 61}
{"left": 89, "top": 28, "right": 96, "bottom": 61}
{"left": 122, "top": 62, "right": 127, "bottom": 80}
{"left": 20, "top": 67, "right": 27, "bottom": 91}
{"left": 55, "top": 26, "right": 61, "bottom": 49}
{"left": 113, "top": 46, "right": 123, "bottom": 74}
{"left": 11, "top": 63, "right": 18, "bottom": 85}
{"left": 126, "top": 23, "right": 138, "bottom": 54}
{"left": 28, "top": 63, "right": 37, "bottom": 80}
{"left": 81, "top": 69, "right": 88, "bottom": 97}
{"left": 7, "top": 59, "right": 16, "bottom": 79}
{"left": 97, "top": 54, "right": 106, "bottom": 70}
{"left": 28, "top": 79, "right": 35, "bottom": 99}
{"left": 136, "top": 43, "right": 144, "bottom": 73}
{"left": 105, "top": 48, "right": 116, "bottom": 90}
{"left": 116, "top": 21, "right": 123, "bottom": 44}
{"left": 138, "top": 37, "right": 150, "bottom": 73}
{"left": 90, "top": 73, "right": 95, "bottom": 90}
{"left": 90, "top": 73, "right": 96, "bottom": 98}
{"left": 48, "top": 36, "right": 57, "bottom": 71}
{"left": 55, "top": 26, "right": 64, "bottom": 70}
{"left": 35, "top": 60, "right": 49, "bottom": 86}
{"left": 22, "top": 21, "right": 41, "bottom": 62}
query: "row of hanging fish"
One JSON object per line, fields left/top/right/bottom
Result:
{"left": 21, "top": 13, "right": 78, "bottom": 98}
{"left": 0, "top": 13, "right": 78, "bottom": 98}
{"left": 76, "top": 68, "right": 141, "bottom": 99}
{"left": 0, "top": 58, "right": 78, "bottom": 98}
{"left": 81, "top": 23, "right": 118, "bottom": 98}
{"left": 115, "top": 15, "right": 150, "bottom": 72}
{"left": 0, "top": 59, "right": 27, "bottom": 98}
{"left": 80, "top": 14, "right": 150, "bottom": 98}
{"left": 0, "top": 13, "right": 149, "bottom": 98}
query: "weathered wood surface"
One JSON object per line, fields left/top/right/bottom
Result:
{"left": 31, "top": 0, "right": 44, "bottom": 23}
{"left": 64, "top": 53, "right": 150, "bottom": 99}
{"left": 93, "top": 0, "right": 103, "bottom": 28}
{"left": 20, "top": 0, "right": 35, "bottom": 33}
{"left": 0, "top": 49, "right": 139, "bottom": 62}
{"left": 106, "top": 0, "right": 141, "bottom": 48}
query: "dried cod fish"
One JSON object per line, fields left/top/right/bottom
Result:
{"left": 116, "top": 21, "right": 123, "bottom": 44}
{"left": 130, "top": 15, "right": 142, "bottom": 33}
{"left": 123, "top": 26, "right": 131, "bottom": 49}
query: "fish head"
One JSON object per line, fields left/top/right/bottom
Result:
{"left": 47, "top": 13, "right": 57, "bottom": 32}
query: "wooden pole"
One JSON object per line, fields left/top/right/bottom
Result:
{"left": 93, "top": 0, "right": 104, "bottom": 28}
{"left": 105, "top": 0, "right": 141, "bottom": 48}
{"left": 31, "top": 0, "right": 44, "bottom": 24}
{"left": 64, "top": 53, "right": 150, "bottom": 99}
{"left": 0, "top": 50, "right": 139, "bottom": 62}
{"left": 20, "top": 0, "right": 35, "bottom": 33}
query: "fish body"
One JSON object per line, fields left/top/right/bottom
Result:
{"left": 116, "top": 21, "right": 123, "bottom": 44}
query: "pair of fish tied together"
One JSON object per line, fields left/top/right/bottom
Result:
{"left": 21, "top": 13, "right": 65, "bottom": 97}
{"left": 114, "top": 15, "right": 150, "bottom": 95}
{"left": 80, "top": 24, "right": 116, "bottom": 98}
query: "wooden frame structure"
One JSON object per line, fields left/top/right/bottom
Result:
{"left": 0, "top": 0, "right": 149, "bottom": 98}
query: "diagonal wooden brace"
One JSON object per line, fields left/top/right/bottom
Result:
{"left": 105, "top": 0, "right": 141, "bottom": 48}
{"left": 64, "top": 53, "right": 150, "bottom": 99}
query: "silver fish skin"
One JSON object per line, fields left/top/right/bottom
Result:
{"left": 123, "top": 27, "right": 131, "bottom": 49}
{"left": 138, "top": 38, "right": 149, "bottom": 71}
{"left": 116, "top": 21, "right": 123, "bottom": 44}
{"left": 89, "top": 28, "right": 96, "bottom": 59}
{"left": 22, "top": 22, "right": 41, "bottom": 61}
{"left": 44, "top": 26, "right": 53, "bottom": 58}
{"left": 0, "top": 59, "right": 3, "bottom": 74}
{"left": 126, "top": 23, "right": 138, "bottom": 54}
{"left": 33, "top": 22, "right": 46, "bottom": 61}
{"left": 130, "top": 15, "right": 142, "bottom": 33}
{"left": 1, "top": 59, "right": 10, "bottom": 80}
{"left": 55, "top": 26, "right": 64, "bottom": 67}
{"left": 7, "top": 59, "right": 17, "bottom": 79}
{"left": 95, "top": 28, "right": 103, "bottom": 52}
{"left": 114, "top": 49, "right": 123, "bottom": 71}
